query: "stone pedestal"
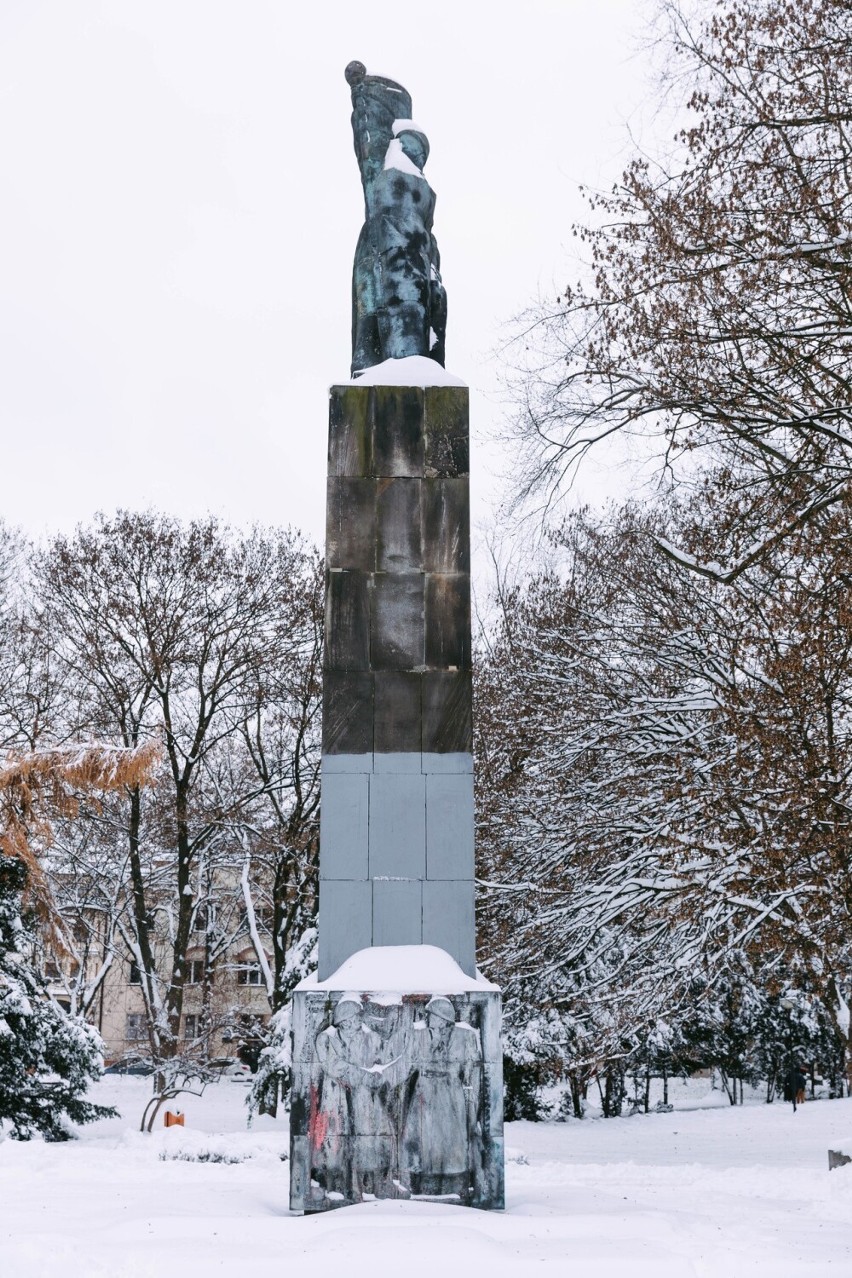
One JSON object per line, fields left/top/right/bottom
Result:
{"left": 292, "top": 377, "right": 504, "bottom": 1213}
{"left": 319, "top": 383, "right": 475, "bottom": 979}
{"left": 289, "top": 977, "right": 504, "bottom": 1213}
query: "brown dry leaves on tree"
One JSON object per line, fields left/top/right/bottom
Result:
{"left": 0, "top": 742, "right": 159, "bottom": 932}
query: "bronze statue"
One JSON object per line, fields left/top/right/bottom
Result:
{"left": 345, "top": 62, "right": 447, "bottom": 377}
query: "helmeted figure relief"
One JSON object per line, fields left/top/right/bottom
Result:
{"left": 311, "top": 994, "right": 388, "bottom": 1196}
{"left": 402, "top": 996, "right": 483, "bottom": 1198}
{"left": 292, "top": 986, "right": 500, "bottom": 1212}
{"left": 345, "top": 61, "right": 448, "bottom": 377}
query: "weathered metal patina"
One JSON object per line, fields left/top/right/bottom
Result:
{"left": 345, "top": 62, "right": 447, "bottom": 377}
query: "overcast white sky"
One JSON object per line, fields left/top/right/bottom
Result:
{"left": 0, "top": 0, "right": 656, "bottom": 552}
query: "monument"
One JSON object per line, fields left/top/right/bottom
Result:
{"left": 288, "top": 64, "right": 504, "bottom": 1214}
{"left": 345, "top": 60, "right": 447, "bottom": 376}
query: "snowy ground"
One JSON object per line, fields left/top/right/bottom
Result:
{"left": 1, "top": 1075, "right": 850, "bottom": 1277}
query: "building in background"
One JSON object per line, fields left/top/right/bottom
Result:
{"left": 40, "top": 873, "right": 276, "bottom": 1066}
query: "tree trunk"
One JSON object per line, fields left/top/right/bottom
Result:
{"left": 126, "top": 785, "right": 161, "bottom": 1059}
{"left": 165, "top": 783, "right": 194, "bottom": 1054}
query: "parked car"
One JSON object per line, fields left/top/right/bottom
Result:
{"left": 104, "top": 1055, "right": 155, "bottom": 1076}
{"left": 206, "top": 1056, "right": 252, "bottom": 1080}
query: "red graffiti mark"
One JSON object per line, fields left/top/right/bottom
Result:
{"left": 309, "top": 1084, "right": 329, "bottom": 1152}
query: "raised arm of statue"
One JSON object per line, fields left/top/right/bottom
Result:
{"left": 345, "top": 62, "right": 412, "bottom": 199}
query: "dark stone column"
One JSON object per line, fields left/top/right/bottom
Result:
{"left": 318, "top": 384, "right": 476, "bottom": 979}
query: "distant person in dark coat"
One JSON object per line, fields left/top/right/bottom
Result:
{"left": 787, "top": 1065, "right": 808, "bottom": 1111}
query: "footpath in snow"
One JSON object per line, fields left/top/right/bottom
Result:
{"left": 0, "top": 1075, "right": 850, "bottom": 1278}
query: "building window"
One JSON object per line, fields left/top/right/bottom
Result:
{"left": 186, "top": 959, "right": 206, "bottom": 986}
{"left": 193, "top": 904, "right": 209, "bottom": 932}
{"left": 254, "top": 906, "right": 274, "bottom": 933}
{"left": 128, "top": 960, "right": 142, "bottom": 985}
{"left": 237, "top": 962, "right": 264, "bottom": 986}
{"left": 184, "top": 1014, "right": 200, "bottom": 1040}
{"left": 126, "top": 1013, "right": 145, "bottom": 1041}
{"left": 44, "top": 958, "right": 61, "bottom": 981}
{"left": 239, "top": 903, "right": 273, "bottom": 933}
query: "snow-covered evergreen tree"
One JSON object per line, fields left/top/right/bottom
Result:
{"left": 247, "top": 925, "right": 316, "bottom": 1120}
{"left": 0, "top": 855, "right": 114, "bottom": 1140}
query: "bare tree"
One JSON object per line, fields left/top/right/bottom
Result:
{"left": 37, "top": 512, "right": 321, "bottom": 1064}
{"left": 506, "top": 0, "right": 852, "bottom": 573}
{"left": 234, "top": 548, "right": 323, "bottom": 1010}
{"left": 477, "top": 485, "right": 852, "bottom": 1089}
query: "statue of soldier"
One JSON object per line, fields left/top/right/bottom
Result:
{"left": 345, "top": 62, "right": 447, "bottom": 376}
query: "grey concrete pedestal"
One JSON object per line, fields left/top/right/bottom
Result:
{"left": 289, "top": 984, "right": 504, "bottom": 1213}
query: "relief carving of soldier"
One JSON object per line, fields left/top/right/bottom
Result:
{"left": 303, "top": 991, "right": 488, "bottom": 1207}
{"left": 310, "top": 994, "right": 389, "bottom": 1197}
{"left": 401, "top": 996, "right": 483, "bottom": 1199}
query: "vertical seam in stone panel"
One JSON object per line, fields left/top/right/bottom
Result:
{"left": 418, "top": 771, "right": 426, "bottom": 945}
{"left": 368, "top": 386, "right": 376, "bottom": 479}
{"left": 426, "top": 771, "right": 434, "bottom": 884}
{"left": 417, "top": 471, "right": 424, "bottom": 574}
{"left": 367, "top": 769, "right": 374, "bottom": 945}
{"left": 367, "top": 570, "right": 375, "bottom": 671}
{"left": 420, "top": 828, "right": 425, "bottom": 941}
{"left": 424, "top": 771, "right": 430, "bottom": 881}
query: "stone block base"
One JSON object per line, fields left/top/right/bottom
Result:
{"left": 318, "top": 751, "right": 476, "bottom": 978}
{"left": 289, "top": 984, "right": 504, "bottom": 1213}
